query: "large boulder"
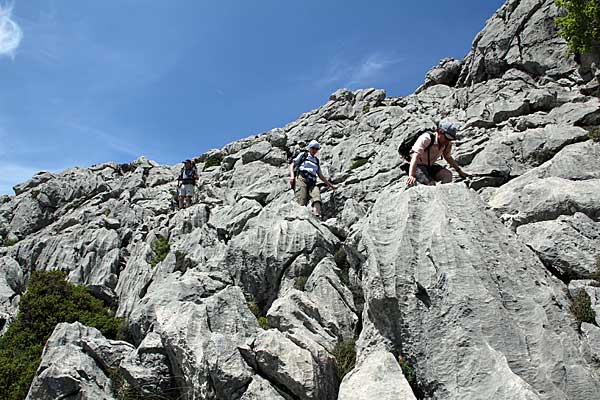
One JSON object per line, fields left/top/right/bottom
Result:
{"left": 517, "top": 213, "right": 600, "bottom": 280}
{"left": 458, "top": 0, "right": 575, "bottom": 86}
{"left": 338, "top": 350, "right": 416, "bottom": 400}
{"left": 356, "top": 183, "right": 600, "bottom": 400}
{"left": 26, "top": 322, "right": 133, "bottom": 400}
{"left": 489, "top": 141, "right": 600, "bottom": 227}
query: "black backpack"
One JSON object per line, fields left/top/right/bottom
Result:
{"left": 293, "top": 151, "right": 320, "bottom": 177}
{"left": 179, "top": 164, "right": 198, "bottom": 184}
{"left": 398, "top": 132, "right": 436, "bottom": 162}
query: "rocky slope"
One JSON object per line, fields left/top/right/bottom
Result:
{"left": 1, "top": 0, "right": 600, "bottom": 399}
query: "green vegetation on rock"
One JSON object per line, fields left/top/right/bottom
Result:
{"left": 203, "top": 154, "right": 224, "bottom": 171}
{"left": 294, "top": 276, "right": 309, "bottom": 291}
{"left": 0, "top": 270, "right": 124, "bottom": 400}
{"left": 555, "top": 0, "right": 600, "bottom": 55}
{"left": 571, "top": 289, "right": 596, "bottom": 324}
{"left": 257, "top": 317, "right": 270, "bottom": 330}
{"left": 348, "top": 158, "right": 369, "bottom": 171}
{"left": 333, "top": 340, "right": 356, "bottom": 381}
{"left": 1, "top": 238, "right": 18, "bottom": 247}
{"left": 150, "top": 236, "right": 170, "bottom": 268}
{"left": 398, "top": 355, "right": 416, "bottom": 385}
{"left": 589, "top": 128, "right": 600, "bottom": 143}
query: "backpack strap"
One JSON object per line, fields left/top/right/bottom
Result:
{"left": 426, "top": 133, "right": 436, "bottom": 166}
{"left": 294, "top": 151, "right": 309, "bottom": 176}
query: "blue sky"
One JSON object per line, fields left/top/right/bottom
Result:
{"left": 0, "top": 0, "right": 504, "bottom": 195}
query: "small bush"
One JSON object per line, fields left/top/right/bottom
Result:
{"left": 590, "top": 257, "right": 600, "bottom": 282}
{"left": 174, "top": 251, "right": 193, "bottom": 273}
{"left": 334, "top": 248, "right": 348, "bottom": 269}
{"left": 0, "top": 270, "right": 124, "bottom": 400}
{"left": 150, "top": 236, "right": 170, "bottom": 268}
{"left": 398, "top": 355, "right": 415, "bottom": 385}
{"left": 203, "top": 154, "right": 223, "bottom": 171}
{"left": 1, "top": 238, "right": 18, "bottom": 247}
{"left": 589, "top": 129, "right": 600, "bottom": 143}
{"left": 362, "top": 104, "right": 370, "bottom": 113}
{"left": 555, "top": 0, "right": 600, "bottom": 55}
{"left": 571, "top": 289, "right": 596, "bottom": 324}
{"left": 247, "top": 301, "right": 261, "bottom": 319}
{"left": 294, "top": 276, "right": 308, "bottom": 291}
{"left": 333, "top": 340, "right": 356, "bottom": 381}
{"left": 348, "top": 158, "right": 369, "bottom": 171}
{"left": 257, "top": 317, "right": 270, "bottom": 330}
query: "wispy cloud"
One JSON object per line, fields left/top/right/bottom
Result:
{"left": 65, "top": 120, "right": 143, "bottom": 159}
{"left": 0, "top": 2, "right": 22, "bottom": 58}
{"left": 313, "top": 52, "right": 404, "bottom": 89}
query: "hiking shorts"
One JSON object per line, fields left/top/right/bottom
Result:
{"left": 178, "top": 184, "right": 195, "bottom": 197}
{"left": 294, "top": 175, "right": 321, "bottom": 206}
{"left": 416, "top": 164, "right": 447, "bottom": 184}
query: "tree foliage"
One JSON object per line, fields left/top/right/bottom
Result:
{"left": 0, "top": 270, "right": 124, "bottom": 400}
{"left": 555, "top": 0, "right": 600, "bottom": 55}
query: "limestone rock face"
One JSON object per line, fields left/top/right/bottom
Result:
{"left": 338, "top": 350, "right": 416, "bottom": 400}
{"left": 4, "top": 0, "right": 600, "bottom": 399}
{"left": 26, "top": 322, "right": 134, "bottom": 400}
{"left": 356, "top": 184, "right": 600, "bottom": 400}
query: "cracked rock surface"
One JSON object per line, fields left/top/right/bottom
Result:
{"left": 4, "top": 0, "right": 600, "bottom": 399}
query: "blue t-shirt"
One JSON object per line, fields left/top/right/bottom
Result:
{"left": 294, "top": 152, "right": 320, "bottom": 176}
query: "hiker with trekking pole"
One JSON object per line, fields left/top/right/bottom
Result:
{"left": 177, "top": 159, "right": 199, "bottom": 209}
{"left": 399, "top": 120, "right": 469, "bottom": 186}
{"left": 289, "top": 140, "right": 337, "bottom": 219}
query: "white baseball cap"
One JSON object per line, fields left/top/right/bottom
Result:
{"left": 308, "top": 140, "right": 321, "bottom": 150}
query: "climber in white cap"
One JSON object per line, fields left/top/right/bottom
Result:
{"left": 289, "top": 140, "right": 336, "bottom": 219}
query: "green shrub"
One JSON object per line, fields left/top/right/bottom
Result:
{"left": 348, "top": 158, "right": 369, "bottom": 171}
{"left": 590, "top": 257, "right": 600, "bottom": 282}
{"left": 203, "top": 154, "right": 223, "bottom": 171}
{"left": 333, "top": 340, "right": 356, "bottom": 381}
{"left": 362, "top": 104, "right": 370, "bottom": 113}
{"left": 589, "top": 129, "right": 600, "bottom": 143}
{"left": 247, "top": 301, "right": 261, "bottom": 319}
{"left": 174, "top": 251, "right": 193, "bottom": 273}
{"left": 150, "top": 236, "right": 170, "bottom": 268}
{"left": 257, "top": 317, "right": 270, "bottom": 330}
{"left": 555, "top": 0, "right": 600, "bottom": 55}
{"left": 294, "top": 276, "right": 309, "bottom": 291}
{"left": 398, "top": 355, "right": 415, "bottom": 385}
{"left": 571, "top": 289, "right": 596, "bottom": 324}
{"left": 1, "top": 238, "right": 18, "bottom": 247}
{"left": 0, "top": 270, "right": 124, "bottom": 400}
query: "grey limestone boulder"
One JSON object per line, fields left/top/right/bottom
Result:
{"left": 0, "top": 256, "right": 23, "bottom": 335}
{"left": 338, "top": 350, "right": 416, "bottom": 400}
{"left": 356, "top": 183, "right": 600, "bottom": 400}
{"left": 248, "top": 329, "right": 337, "bottom": 400}
{"left": 517, "top": 213, "right": 600, "bottom": 279}
{"left": 26, "top": 322, "right": 134, "bottom": 400}
{"left": 119, "top": 331, "right": 176, "bottom": 396}
{"left": 489, "top": 141, "right": 600, "bottom": 227}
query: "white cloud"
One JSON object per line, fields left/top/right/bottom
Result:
{"left": 346, "top": 53, "right": 404, "bottom": 87}
{"left": 0, "top": 3, "right": 22, "bottom": 58}
{"left": 313, "top": 52, "right": 403, "bottom": 89}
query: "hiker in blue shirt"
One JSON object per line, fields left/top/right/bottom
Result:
{"left": 289, "top": 140, "right": 336, "bottom": 219}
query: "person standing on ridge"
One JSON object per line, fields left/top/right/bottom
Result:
{"left": 406, "top": 121, "right": 469, "bottom": 186}
{"left": 177, "top": 159, "right": 199, "bottom": 209}
{"left": 289, "top": 140, "right": 337, "bottom": 219}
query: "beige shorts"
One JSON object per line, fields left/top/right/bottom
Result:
{"left": 294, "top": 175, "right": 321, "bottom": 206}
{"left": 178, "top": 184, "right": 195, "bottom": 197}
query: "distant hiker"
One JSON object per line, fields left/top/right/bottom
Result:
{"left": 177, "top": 159, "right": 199, "bottom": 209}
{"left": 289, "top": 140, "right": 336, "bottom": 219}
{"left": 401, "top": 121, "right": 469, "bottom": 186}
